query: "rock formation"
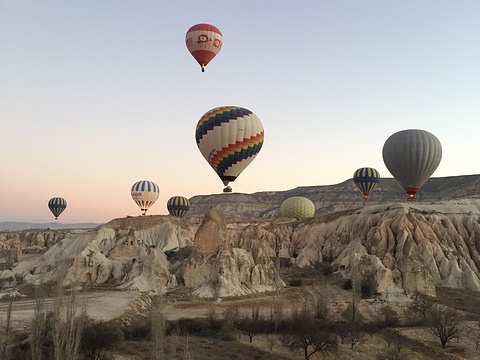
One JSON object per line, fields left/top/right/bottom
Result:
{"left": 2, "top": 198, "right": 480, "bottom": 299}
{"left": 187, "top": 175, "right": 480, "bottom": 220}
{"left": 8, "top": 235, "right": 22, "bottom": 263}
{"left": 183, "top": 207, "right": 279, "bottom": 297}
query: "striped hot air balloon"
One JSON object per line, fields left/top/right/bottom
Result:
{"left": 195, "top": 106, "right": 264, "bottom": 192}
{"left": 167, "top": 196, "right": 191, "bottom": 218}
{"left": 48, "top": 197, "right": 67, "bottom": 220}
{"left": 280, "top": 197, "right": 315, "bottom": 219}
{"left": 131, "top": 180, "right": 160, "bottom": 215}
{"left": 383, "top": 129, "right": 442, "bottom": 199}
{"left": 353, "top": 167, "right": 380, "bottom": 199}
{"left": 186, "top": 24, "right": 223, "bottom": 72}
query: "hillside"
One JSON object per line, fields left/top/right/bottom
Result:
{"left": 187, "top": 175, "right": 480, "bottom": 219}
{"left": 2, "top": 175, "right": 480, "bottom": 359}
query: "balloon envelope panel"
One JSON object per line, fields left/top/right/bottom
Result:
{"left": 280, "top": 197, "right": 315, "bottom": 218}
{"left": 353, "top": 167, "right": 380, "bottom": 199}
{"left": 167, "top": 196, "right": 191, "bottom": 217}
{"left": 48, "top": 197, "right": 67, "bottom": 219}
{"left": 382, "top": 129, "right": 442, "bottom": 197}
{"left": 131, "top": 180, "right": 160, "bottom": 214}
{"left": 186, "top": 24, "right": 223, "bottom": 69}
{"left": 195, "top": 106, "right": 264, "bottom": 186}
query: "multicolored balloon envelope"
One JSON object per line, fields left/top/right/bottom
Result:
{"left": 195, "top": 106, "right": 264, "bottom": 192}
{"left": 167, "top": 196, "right": 191, "bottom": 218}
{"left": 382, "top": 129, "right": 442, "bottom": 199}
{"left": 280, "top": 197, "right": 315, "bottom": 219}
{"left": 186, "top": 24, "right": 223, "bottom": 72}
{"left": 131, "top": 180, "right": 160, "bottom": 215}
{"left": 353, "top": 167, "right": 380, "bottom": 199}
{"left": 48, "top": 197, "right": 67, "bottom": 220}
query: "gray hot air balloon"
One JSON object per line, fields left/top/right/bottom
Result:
{"left": 382, "top": 129, "right": 442, "bottom": 199}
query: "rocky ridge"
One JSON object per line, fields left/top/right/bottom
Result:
{"left": 187, "top": 175, "right": 480, "bottom": 220}
{"left": 2, "top": 197, "right": 480, "bottom": 299}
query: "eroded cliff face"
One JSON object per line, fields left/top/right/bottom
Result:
{"left": 1, "top": 216, "right": 196, "bottom": 294}
{"left": 228, "top": 201, "right": 480, "bottom": 295}
{"left": 187, "top": 175, "right": 480, "bottom": 220}
{"left": 183, "top": 207, "right": 278, "bottom": 297}
{"left": 2, "top": 200, "right": 480, "bottom": 298}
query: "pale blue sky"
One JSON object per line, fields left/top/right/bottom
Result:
{"left": 1, "top": 1, "right": 479, "bottom": 222}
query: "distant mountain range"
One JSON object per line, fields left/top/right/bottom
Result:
{"left": 188, "top": 175, "right": 480, "bottom": 219}
{"left": 0, "top": 222, "right": 102, "bottom": 231}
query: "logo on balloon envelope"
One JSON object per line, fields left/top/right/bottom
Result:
{"left": 130, "top": 180, "right": 160, "bottom": 215}
{"left": 197, "top": 34, "right": 208, "bottom": 43}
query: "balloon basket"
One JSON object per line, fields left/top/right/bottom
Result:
{"left": 223, "top": 186, "right": 232, "bottom": 193}
{"left": 407, "top": 197, "right": 417, "bottom": 202}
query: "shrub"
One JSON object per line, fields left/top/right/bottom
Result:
{"left": 360, "top": 272, "right": 376, "bottom": 298}
{"left": 171, "top": 318, "right": 212, "bottom": 336}
{"left": 289, "top": 279, "right": 302, "bottom": 287}
{"left": 343, "top": 279, "right": 352, "bottom": 290}
{"left": 82, "top": 319, "right": 124, "bottom": 358}
{"left": 123, "top": 315, "right": 150, "bottom": 340}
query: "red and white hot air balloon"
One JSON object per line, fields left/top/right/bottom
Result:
{"left": 185, "top": 24, "right": 223, "bottom": 72}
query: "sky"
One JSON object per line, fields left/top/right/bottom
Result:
{"left": 1, "top": 1, "right": 479, "bottom": 223}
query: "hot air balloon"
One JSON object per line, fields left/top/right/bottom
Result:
{"left": 280, "top": 197, "right": 315, "bottom": 219}
{"left": 48, "top": 197, "right": 67, "bottom": 220}
{"left": 167, "top": 196, "right": 190, "bottom": 218}
{"left": 195, "top": 106, "right": 264, "bottom": 192}
{"left": 186, "top": 24, "right": 223, "bottom": 72}
{"left": 131, "top": 180, "right": 160, "bottom": 215}
{"left": 353, "top": 167, "right": 380, "bottom": 199}
{"left": 382, "top": 129, "right": 442, "bottom": 200}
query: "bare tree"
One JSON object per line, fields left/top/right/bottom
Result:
{"left": 282, "top": 307, "right": 337, "bottom": 359}
{"left": 272, "top": 253, "right": 283, "bottom": 333}
{"left": 375, "top": 347, "right": 409, "bottom": 360}
{"left": 409, "top": 291, "right": 433, "bottom": 321}
{"left": 346, "top": 327, "right": 364, "bottom": 350}
{"left": 342, "top": 273, "right": 365, "bottom": 350}
{"left": 382, "top": 328, "right": 397, "bottom": 348}
{"left": 427, "top": 304, "right": 461, "bottom": 349}
{"left": 81, "top": 319, "right": 121, "bottom": 360}
{"left": 31, "top": 279, "right": 48, "bottom": 360}
{"left": 311, "top": 285, "right": 329, "bottom": 325}
{"left": 182, "top": 335, "right": 193, "bottom": 360}
{"left": 381, "top": 304, "right": 399, "bottom": 328}
{"left": 151, "top": 305, "right": 168, "bottom": 360}
{"left": 51, "top": 263, "right": 87, "bottom": 360}
{"left": 235, "top": 305, "right": 265, "bottom": 343}
{"left": 0, "top": 299, "right": 13, "bottom": 360}
{"left": 221, "top": 304, "right": 239, "bottom": 340}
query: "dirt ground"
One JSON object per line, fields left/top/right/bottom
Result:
{"left": 2, "top": 265, "right": 480, "bottom": 359}
{"left": 0, "top": 290, "right": 139, "bottom": 330}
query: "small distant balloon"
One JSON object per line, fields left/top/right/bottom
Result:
{"left": 167, "top": 196, "right": 191, "bottom": 218}
{"left": 186, "top": 23, "right": 223, "bottom": 72}
{"left": 353, "top": 167, "right": 380, "bottom": 199}
{"left": 131, "top": 180, "right": 160, "bottom": 215}
{"left": 382, "top": 129, "right": 442, "bottom": 199}
{"left": 280, "top": 197, "right": 315, "bottom": 219}
{"left": 48, "top": 197, "right": 67, "bottom": 220}
{"left": 195, "top": 106, "right": 264, "bottom": 193}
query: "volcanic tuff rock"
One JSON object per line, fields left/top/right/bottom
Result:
{"left": 183, "top": 207, "right": 279, "bottom": 297}
{"left": 187, "top": 175, "right": 480, "bottom": 220}
{"left": 2, "top": 194, "right": 480, "bottom": 298}
{"left": 2, "top": 216, "right": 196, "bottom": 294}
